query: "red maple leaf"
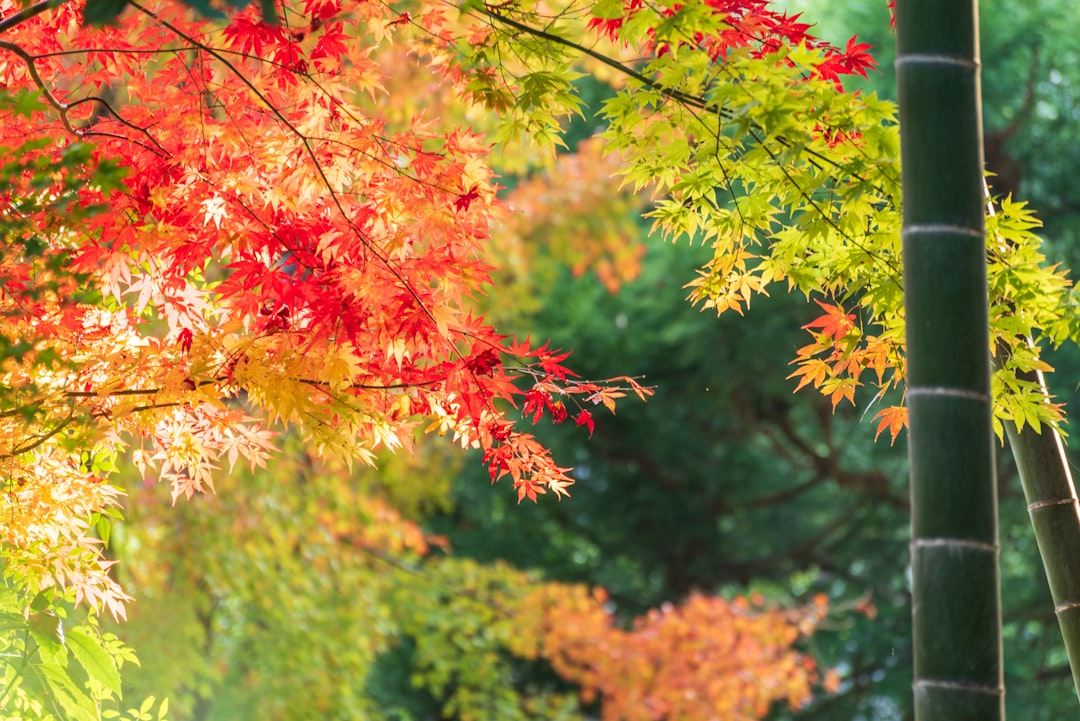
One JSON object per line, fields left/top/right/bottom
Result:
{"left": 523, "top": 389, "right": 552, "bottom": 423}
{"left": 803, "top": 300, "right": 856, "bottom": 341}
{"left": 575, "top": 409, "right": 595, "bottom": 436}
{"left": 454, "top": 185, "right": 481, "bottom": 213}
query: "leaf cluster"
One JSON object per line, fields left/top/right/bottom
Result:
{"left": 0, "top": 581, "right": 165, "bottom": 721}
{"left": 455, "top": 0, "right": 1078, "bottom": 441}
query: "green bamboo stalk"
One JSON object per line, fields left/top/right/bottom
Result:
{"left": 895, "top": 1, "right": 1004, "bottom": 719}
{"left": 1006, "top": 397, "right": 1080, "bottom": 698}
{"left": 982, "top": 184, "right": 1080, "bottom": 699}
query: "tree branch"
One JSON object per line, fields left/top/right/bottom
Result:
{"left": 0, "top": 0, "right": 64, "bottom": 35}
{"left": 0, "top": 38, "right": 168, "bottom": 156}
{"left": 476, "top": 3, "right": 887, "bottom": 191}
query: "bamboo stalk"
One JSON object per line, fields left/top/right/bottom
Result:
{"left": 1006, "top": 394, "right": 1080, "bottom": 699}
{"left": 895, "top": 1, "right": 1004, "bottom": 718}
{"left": 984, "top": 181, "right": 1080, "bottom": 701}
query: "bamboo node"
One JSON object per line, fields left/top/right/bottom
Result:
{"left": 1028, "top": 497, "right": 1079, "bottom": 512}
{"left": 901, "top": 223, "right": 984, "bottom": 240}
{"left": 913, "top": 679, "right": 1003, "bottom": 695}
{"left": 907, "top": 386, "right": 990, "bottom": 402}
{"left": 912, "top": 538, "right": 998, "bottom": 552}
{"left": 895, "top": 55, "right": 980, "bottom": 70}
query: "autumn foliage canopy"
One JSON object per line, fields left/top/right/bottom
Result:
{"left": 0, "top": 0, "right": 654, "bottom": 612}
{"left": 0, "top": 0, "right": 887, "bottom": 617}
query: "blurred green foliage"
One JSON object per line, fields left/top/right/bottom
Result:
{"left": 109, "top": 438, "right": 591, "bottom": 721}
{"left": 437, "top": 235, "right": 918, "bottom": 720}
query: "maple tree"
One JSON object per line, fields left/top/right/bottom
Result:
{"left": 449, "top": 0, "right": 1080, "bottom": 714}
{"left": 0, "top": 0, "right": 659, "bottom": 619}
{"left": 0, "top": 1, "right": 658, "bottom": 715}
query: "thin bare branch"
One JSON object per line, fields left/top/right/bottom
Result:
{"left": 0, "top": 0, "right": 64, "bottom": 35}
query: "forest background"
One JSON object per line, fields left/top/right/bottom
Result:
{"left": 2, "top": 0, "right": 1079, "bottom": 720}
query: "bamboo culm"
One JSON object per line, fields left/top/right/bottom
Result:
{"left": 895, "top": 1, "right": 1005, "bottom": 718}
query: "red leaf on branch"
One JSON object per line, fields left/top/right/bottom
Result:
{"left": 550, "top": 400, "right": 568, "bottom": 424}
{"left": 523, "top": 389, "right": 552, "bottom": 424}
{"left": 465, "top": 347, "right": 501, "bottom": 377}
{"left": 803, "top": 300, "right": 857, "bottom": 341}
{"left": 575, "top": 409, "right": 595, "bottom": 436}
{"left": 454, "top": 184, "right": 481, "bottom": 213}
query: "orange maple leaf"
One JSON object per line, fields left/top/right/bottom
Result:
{"left": 873, "top": 405, "right": 908, "bottom": 444}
